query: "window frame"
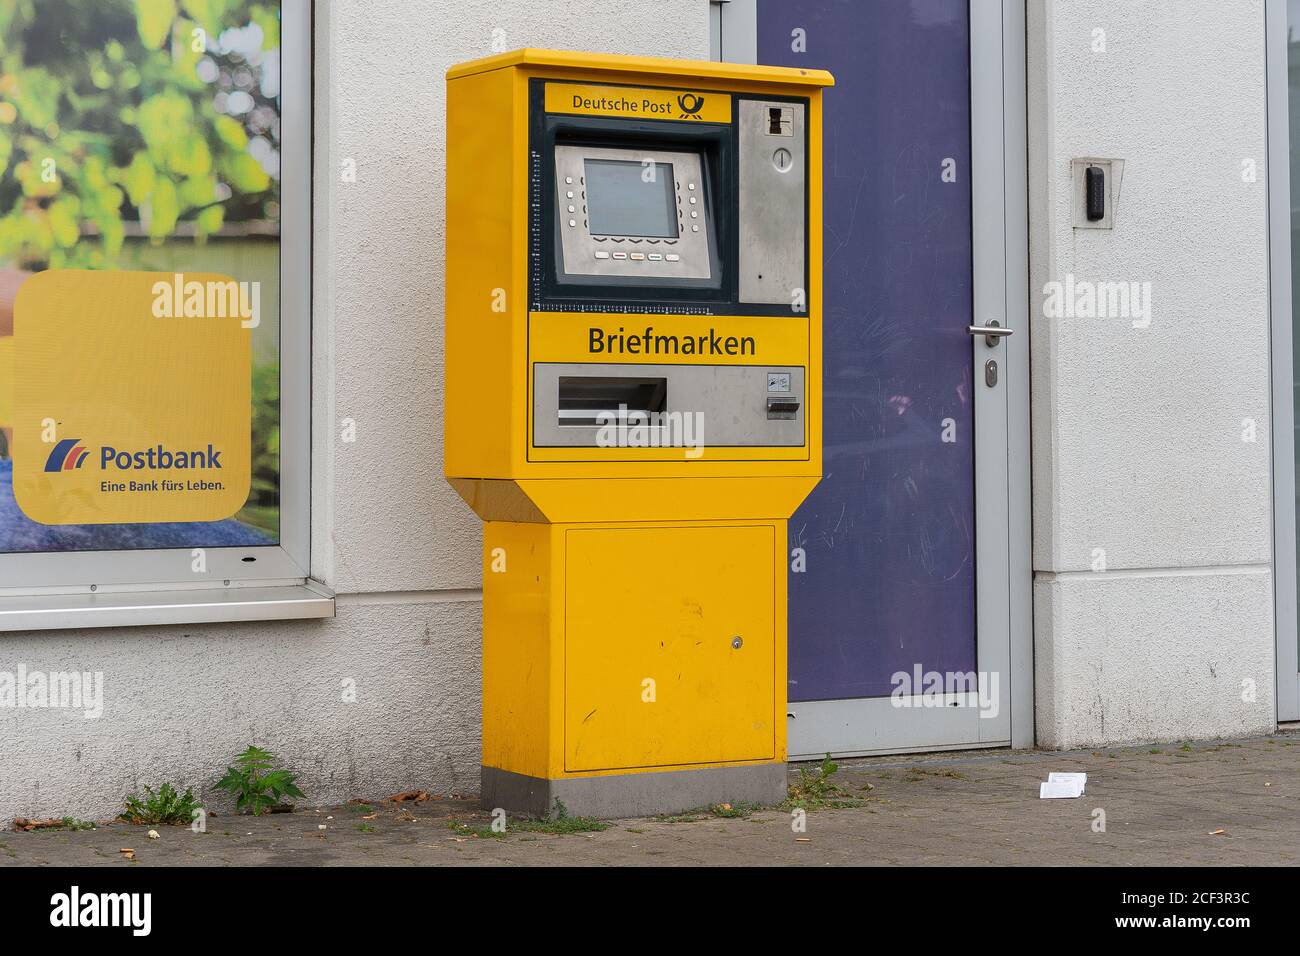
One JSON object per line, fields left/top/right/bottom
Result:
{"left": 0, "top": 0, "right": 314, "bottom": 601}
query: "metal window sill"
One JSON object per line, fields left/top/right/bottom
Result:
{"left": 0, "top": 582, "right": 335, "bottom": 633}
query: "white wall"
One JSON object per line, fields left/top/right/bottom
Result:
{"left": 1028, "top": 0, "right": 1276, "bottom": 747}
{"left": 0, "top": 0, "right": 709, "bottom": 825}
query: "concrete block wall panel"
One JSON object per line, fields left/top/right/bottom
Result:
{"left": 313, "top": 0, "right": 711, "bottom": 594}
{"left": 0, "top": 600, "right": 481, "bottom": 823}
{"left": 1, "top": 0, "right": 709, "bottom": 825}
{"left": 1034, "top": 569, "right": 1274, "bottom": 749}
{"left": 1028, "top": 0, "right": 1275, "bottom": 746}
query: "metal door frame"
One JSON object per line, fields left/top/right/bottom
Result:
{"left": 713, "top": 0, "right": 1032, "bottom": 755}
{"left": 1266, "top": 0, "right": 1300, "bottom": 722}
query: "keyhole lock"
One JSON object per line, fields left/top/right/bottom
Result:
{"left": 985, "top": 359, "right": 998, "bottom": 388}
{"left": 731, "top": 636, "right": 744, "bottom": 650}
{"left": 772, "top": 148, "right": 792, "bottom": 172}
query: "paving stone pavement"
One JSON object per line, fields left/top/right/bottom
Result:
{"left": 3, "top": 729, "right": 1297, "bottom": 867}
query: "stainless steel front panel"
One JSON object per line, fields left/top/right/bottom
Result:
{"left": 738, "top": 99, "right": 807, "bottom": 305}
{"left": 533, "top": 362, "right": 805, "bottom": 448}
{"left": 554, "top": 145, "right": 713, "bottom": 281}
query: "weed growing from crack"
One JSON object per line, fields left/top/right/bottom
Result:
{"left": 447, "top": 798, "right": 609, "bottom": 838}
{"left": 121, "top": 783, "right": 200, "bottom": 826}
{"left": 781, "top": 755, "right": 868, "bottom": 811}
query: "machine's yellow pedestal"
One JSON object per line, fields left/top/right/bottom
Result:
{"left": 480, "top": 518, "right": 789, "bottom": 817}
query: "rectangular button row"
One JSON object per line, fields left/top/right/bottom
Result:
{"left": 595, "top": 252, "right": 680, "bottom": 262}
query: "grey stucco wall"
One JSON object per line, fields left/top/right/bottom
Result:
{"left": 0, "top": 0, "right": 708, "bottom": 825}
{"left": 1028, "top": 0, "right": 1276, "bottom": 747}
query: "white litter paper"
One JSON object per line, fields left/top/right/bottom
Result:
{"left": 1047, "top": 772, "right": 1087, "bottom": 794}
{"left": 1039, "top": 779, "right": 1084, "bottom": 799}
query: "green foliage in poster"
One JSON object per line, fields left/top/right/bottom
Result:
{"left": 0, "top": 0, "right": 281, "bottom": 270}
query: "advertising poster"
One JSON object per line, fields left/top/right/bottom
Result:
{"left": 0, "top": 0, "right": 283, "bottom": 555}
{"left": 12, "top": 270, "right": 252, "bottom": 526}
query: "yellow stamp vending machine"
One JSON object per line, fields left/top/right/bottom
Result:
{"left": 444, "top": 50, "right": 831, "bottom": 817}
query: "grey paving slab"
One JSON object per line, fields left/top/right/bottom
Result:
{"left": 1, "top": 729, "right": 1296, "bottom": 867}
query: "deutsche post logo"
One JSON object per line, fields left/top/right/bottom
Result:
{"left": 546, "top": 84, "right": 730, "bottom": 123}
{"left": 677, "top": 93, "right": 705, "bottom": 119}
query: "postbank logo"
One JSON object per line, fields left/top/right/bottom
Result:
{"left": 12, "top": 270, "right": 251, "bottom": 525}
{"left": 44, "top": 439, "right": 226, "bottom": 475}
{"left": 44, "top": 439, "right": 90, "bottom": 473}
{"left": 545, "top": 83, "right": 731, "bottom": 123}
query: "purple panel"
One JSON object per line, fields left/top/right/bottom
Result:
{"left": 758, "top": 0, "right": 976, "bottom": 702}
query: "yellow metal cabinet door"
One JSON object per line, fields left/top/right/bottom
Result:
{"left": 564, "top": 525, "right": 776, "bottom": 772}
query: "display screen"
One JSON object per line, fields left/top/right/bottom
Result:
{"left": 583, "top": 159, "right": 680, "bottom": 238}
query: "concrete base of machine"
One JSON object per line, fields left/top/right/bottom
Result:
{"left": 480, "top": 763, "right": 788, "bottom": 819}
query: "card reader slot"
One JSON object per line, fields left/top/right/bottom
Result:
{"left": 558, "top": 376, "right": 667, "bottom": 427}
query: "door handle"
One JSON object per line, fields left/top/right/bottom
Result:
{"left": 967, "top": 320, "right": 1015, "bottom": 348}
